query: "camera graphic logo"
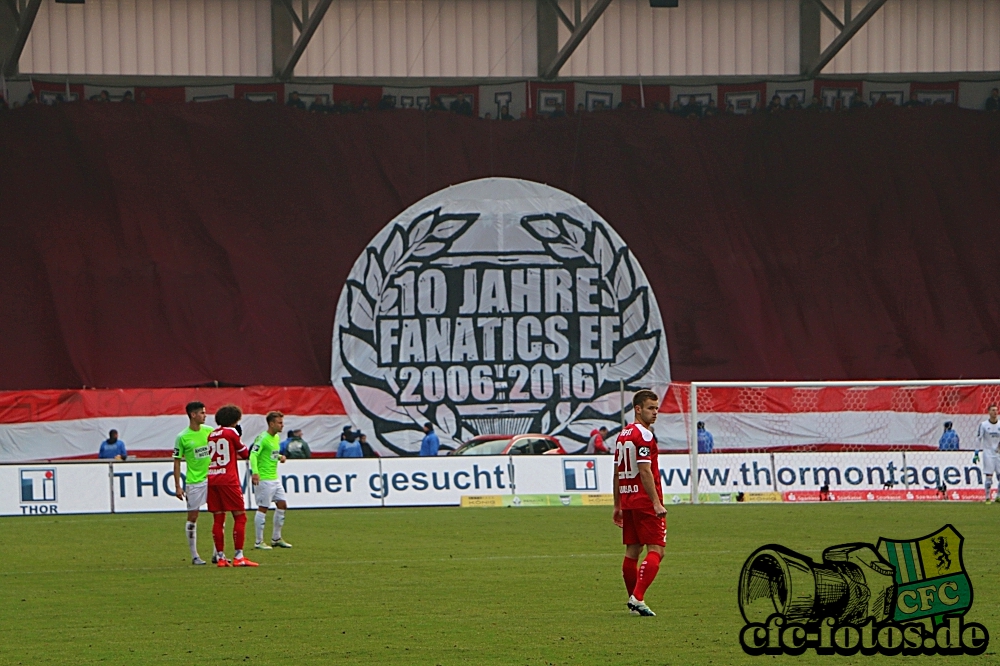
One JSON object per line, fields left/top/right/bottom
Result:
{"left": 738, "top": 524, "right": 988, "bottom": 656}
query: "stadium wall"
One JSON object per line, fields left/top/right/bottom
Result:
{"left": 2, "top": 450, "right": 987, "bottom": 516}
{"left": 5, "top": 73, "right": 999, "bottom": 115}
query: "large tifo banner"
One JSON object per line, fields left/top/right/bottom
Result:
{"left": 331, "top": 178, "right": 672, "bottom": 455}
{"left": 0, "top": 451, "right": 989, "bottom": 516}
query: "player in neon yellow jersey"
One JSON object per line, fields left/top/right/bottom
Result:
{"left": 251, "top": 411, "right": 291, "bottom": 549}
{"left": 173, "top": 401, "right": 215, "bottom": 565}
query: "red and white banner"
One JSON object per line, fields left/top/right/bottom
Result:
{"left": 0, "top": 387, "right": 349, "bottom": 462}
{"left": 2, "top": 383, "right": 997, "bottom": 461}
{"left": 654, "top": 384, "right": 997, "bottom": 451}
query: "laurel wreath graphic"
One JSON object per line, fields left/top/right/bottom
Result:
{"left": 337, "top": 208, "right": 663, "bottom": 455}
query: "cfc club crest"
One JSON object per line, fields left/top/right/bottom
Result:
{"left": 331, "top": 178, "right": 670, "bottom": 455}
{"left": 876, "top": 525, "right": 973, "bottom": 625}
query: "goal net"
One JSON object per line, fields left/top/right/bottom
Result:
{"left": 655, "top": 381, "right": 1000, "bottom": 504}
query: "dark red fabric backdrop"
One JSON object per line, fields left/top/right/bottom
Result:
{"left": 2, "top": 102, "right": 1000, "bottom": 390}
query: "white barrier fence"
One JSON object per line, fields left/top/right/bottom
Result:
{"left": 0, "top": 451, "right": 988, "bottom": 516}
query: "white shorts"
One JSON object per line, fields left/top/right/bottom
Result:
{"left": 185, "top": 481, "right": 208, "bottom": 511}
{"left": 984, "top": 451, "right": 999, "bottom": 476}
{"left": 254, "top": 480, "right": 287, "bottom": 508}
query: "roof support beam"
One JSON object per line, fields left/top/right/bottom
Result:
{"left": 3, "top": 0, "right": 19, "bottom": 28}
{"left": 277, "top": 0, "right": 303, "bottom": 33}
{"left": 799, "top": 0, "right": 820, "bottom": 75}
{"left": 2, "top": 0, "right": 40, "bottom": 78}
{"left": 541, "top": 0, "right": 613, "bottom": 79}
{"left": 805, "top": 0, "right": 887, "bottom": 77}
{"left": 278, "top": 0, "right": 334, "bottom": 81}
{"left": 806, "top": 0, "right": 843, "bottom": 31}
{"left": 540, "top": 0, "right": 574, "bottom": 33}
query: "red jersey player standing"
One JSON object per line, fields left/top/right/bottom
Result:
{"left": 613, "top": 389, "right": 666, "bottom": 616}
{"left": 208, "top": 405, "right": 257, "bottom": 568}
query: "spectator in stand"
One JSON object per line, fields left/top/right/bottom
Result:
{"left": 282, "top": 429, "right": 311, "bottom": 459}
{"left": 724, "top": 102, "right": 735, "bottom": 114}
{"left": 337, "top": 427, "right": 363, "bottom": 458}
{"left": 309, "top": 96, "right": 327, "bottom": 113}
{"left": 654, "top": 101, "right": 667, "bottom": 113}
{"left": 358, "top": 433, "right": 379, "bottom": 458}
{"left": 576, "top": 103, "right": 586, "bottom": 114}
{"left": 286, "top": 91, "right": 306, "bottom": 110}
{"left": 377, "top": 94, "right": 396, "bottom": 110}
{"left": 97, "top": 90, "right": 111, "bottom": 102}
{"left": 808, "top": 95, "right": 824, "bottom": 111}
{"left": 430, "top": 96, "right": 447, "bottom": 111}
{"left": 549, "top": 102, "right": 566, "bottom": 118}
{"left": 767, "top": 94, "right": 783, "bottom": 113}
{"left": 670, "top": 99, "right": 684, "bottom": 115}
{"left": 459, "top": 95, "right": 473, "bottom": 116}
{"left": 121, "top": 91, "right": 134, "bottom": 103}
{"left": 939, "top": 422, "right": 960, "bottom": 450}
{"left": 586, "top": 427, "right": 610, "bottom": 454}
{"left": 359, "top": 98, "right": 372, "bottom": 111}
{"left": 483, "top": 112, "right": 492, "bottom": 120}
{"left": 903, "top": 92, "right": 923, "bottom": 108}
{"left": 98, "top": 430, "right": 127, "bottom": 460}
{"left": 499, "top": 105, "right": 514, "bottom": 120}
{"left": 420, "top": 422, "right": 440, "bottom": 457}
{"left": 681, "top": 97, "right": 702, "bottom": 119}
{"left": 874, "top": 92, "right": 896, "bottom": 108}
{"left": 786, "top": 94, "right": 802, "bottom": 110}
{"left": 985, "top": 88, "right": 1000, "bottom": 112}
{"left": 849, "top": 92, "right": 868, "bottom": 110}
{"left": 697, "top": 421, "right": 714, "bottom": 454}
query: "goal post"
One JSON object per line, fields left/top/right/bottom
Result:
{"left": 676, "top": 380, "right": 1000, "bottom": 504}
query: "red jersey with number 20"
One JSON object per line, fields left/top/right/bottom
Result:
{"left": 615, "top": 422, "right": 662, "bottom": 511}
{"left": 207, "top": 426, "right": 249, "bottom": 486}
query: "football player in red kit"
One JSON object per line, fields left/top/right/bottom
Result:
{"left": 613, "top": 389, "right": 666, "bottom": 616}
{"left": 208, "top": 404, "right": 257, "bottom": 568}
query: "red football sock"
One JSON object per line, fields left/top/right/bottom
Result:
{"left": 622, "top": 556, "right": 639, "bottom": 596}
{"left": 233, "top": 512, "right": 247, "bottom": 551}
{"left": 632, "top": 551, "right": 662, "bottom": 601}
{"left": 212, "top": 512, "right": 226, "bottom": 554}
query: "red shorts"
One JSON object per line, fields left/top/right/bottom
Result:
{"left": 621, "top": 509, "right": 666, "bottom": 547}
{"left": 207, "top": 484, "right": 245, "bottom": 512}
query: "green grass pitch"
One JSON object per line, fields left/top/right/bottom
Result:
{"left": 1, "top": 503, "right": 998, "bottom": 665}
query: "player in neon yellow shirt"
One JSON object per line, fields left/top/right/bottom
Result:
{"left": 251, "top": 411, "right": 292, "bottom": 549}
{"left": 172, "top": 401, "right": 214, "bottom": 565}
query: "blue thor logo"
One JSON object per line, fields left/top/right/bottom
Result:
{"left": 563, "top": 459, "right": 598, "bottom": 491}
{"left": 20, "top": 469, "right": 57, "bottom": 502}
